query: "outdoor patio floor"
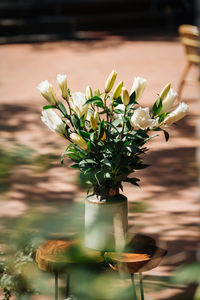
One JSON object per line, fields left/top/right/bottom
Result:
{"left": 0, "top": 33, "right": 199, "bottom": 299}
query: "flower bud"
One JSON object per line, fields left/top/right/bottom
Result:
{"left": 160, "top": 89, "right": 177, "bottom": 113}
{"left": 94, "top": 111, "right": 99, "bottom": 123}
{"left": 122, "top": 87, "right": 130, "bottom": 106}
{"left": 160, "top": 83, "right": 171, "bottom": 101}
{"left": 163, "top": 102, "right": 189, "bottom": 125}
{"left": 37, "top": 80, "right": 58, "bottom": 105}
{"left": 90, "top": 115, "right": 98, "bottom": 130}
{"left": 130, "top": 77, "right": 147, "bottom": 101}
{"left": 101, "top": 131, "right": 106, "bottom": 141}
{"left": 113, "top": 81, "right": 123, "bottom": 99}
{"left": 85, "top": 85, "right": 93, "bottom": 100}
{"left": 105, "top": 70, "right": 117, "bottom": 93}
{"left": 70, "top": 133, "right": 88, "bottom": 150}
{"left": 57, "top": 74, "right": 68, "bottom": 99}
{"left": 94, "top": 89, "right": 101, "bottom": 96}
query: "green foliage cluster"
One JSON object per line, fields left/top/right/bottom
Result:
{"left": 0, "top": 242, "right": 36, "bottom": 300}
{"left": 43, "top": 87, "right": 169, "bottom": 197}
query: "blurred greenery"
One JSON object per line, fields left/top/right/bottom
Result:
{"left": 0, "top": 139, "right": 199, "bottom": 299}
{"left": 0, "top": 139, "right": 59, "bottom": 194}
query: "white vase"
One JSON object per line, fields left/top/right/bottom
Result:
{"left": 85, "top": 194, "right": 128, "bottom": 251}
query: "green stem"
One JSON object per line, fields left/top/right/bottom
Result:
{"left": 120, "top": 106, "right": 127, "bottom": 140}
{"left": 104, "top": 93, "right": 109, "bottom": 124}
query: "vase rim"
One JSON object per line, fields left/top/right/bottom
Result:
{"left": 86, "top": 194, "right": 127, "bottom": 204}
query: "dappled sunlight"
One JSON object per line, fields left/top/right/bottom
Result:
{"left": 0, "top": 33, "right": 199, "bottom": 299}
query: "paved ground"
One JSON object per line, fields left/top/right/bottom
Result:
{"left": 0, "top": 33, "right": 199, "bottom": 299}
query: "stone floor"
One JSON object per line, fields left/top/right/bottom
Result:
{"left": 0, "top": 33, "right": 199, "bottom": 299}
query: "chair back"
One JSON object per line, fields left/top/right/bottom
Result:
{"left": 178, "top": 24, "right": 200, "bottom": 64}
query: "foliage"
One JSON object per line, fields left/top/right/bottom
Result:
{"left": 39, "top": 73, "right": 188, "bottom": 197}
{"left": 0, "top": 240, "right": 37, "bottom": 299}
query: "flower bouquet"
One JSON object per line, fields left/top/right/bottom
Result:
{"left": 38, "top": 71, "right": 189, "bottom": 250}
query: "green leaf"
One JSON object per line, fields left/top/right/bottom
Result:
{"left": 79, "top": 159, "right": 98, "bottom": 165}
{"left": 126, "top": 119, "right": 132, "bottom": 131}
{"left": 113, "top": 109, "right": 124, "bottom": 114}
{"left": 98, "top": 120, "right": 105, "bottom": 139}
{"left": 100, "top": 158, "right": 111, "bottom": 167}
{"left": 87, "top": 140, "right": 96, "bottom": 152}
{"left": 114, "top": 96, "right": 123, "bottom": 106}
{"left": 67, "top": 88, "right": 71, "bottom": 98}
{"left": 70, "top": 163, "right": 80, "bottom": 169}
{"left": 129, "top": 91, "right": 136, "bottom": 105}
{"left": 85, "top": 97, "right": 104, "bottom": 108}
{"left": 124, "top": 177, "right": 140, "bottom": 186}
{"left": 159, "top": 112, "right": 167, "bottom": 123}
{"left": 112, "top": 119, "right": 122, "bottom": 127}
{"left": 58, "top": 101, "right": 67, "bottom": 115}
{"left": 134, "top": 164, "right": 150, "bottom": 169}
{"left": 152, "top": 97, "right": 162, "bottom": 116}
{"left": 61, "top": 144, "right": 71, "bottom": 164}
{"left": 90, "top": 132, "right": 95, "bottom": 142}
{"left": 43, "top": 105, "right": 56, "bottom": 110}
{"left": 79, "top": 130, "right": 90, "bottom": 140}
{"left": 163, "top": 129, "right": 169, "bottom": 142}
{"left": 72, "top": 115, "right": 80, "bottom": 129}
{"left": 80, "top": 115, "right": 85, "bottom": 127}
{"left": 67, "top": 153, "right": 81, "bottom": 162}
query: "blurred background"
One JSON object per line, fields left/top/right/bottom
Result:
{"left": 0, "top": 0, "right": 199, "bottom": 43}
{"left": 0, "top": 0, "right": 200, "bottom": 299}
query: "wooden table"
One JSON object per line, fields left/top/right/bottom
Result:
{"left": 36, "top": 234, "right": 167, "bottom": 300}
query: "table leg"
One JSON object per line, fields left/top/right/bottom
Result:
{"left": 131, "top": 273, "right": 137, "bottom": 300}
{"left": 66, "top": 273, "right": 70, "bottom": 298}
{"left": 139, "top": 273, "right": 144, "bottom": 300}
{"left": 55, "top": 272, "right": 58, "bottom": 300}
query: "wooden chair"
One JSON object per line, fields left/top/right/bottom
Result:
{"left": 178, "top": 24, "right": 200, "bottom": 98}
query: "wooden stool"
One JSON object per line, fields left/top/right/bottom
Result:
{"left": 36, "top": 235, "right": 166, "bottom": 300}
{"left": 104, "top": 234, "right": 167, "bottom": 300}
{"left": 36, "top": 239, "right": 103, "bottom": 300}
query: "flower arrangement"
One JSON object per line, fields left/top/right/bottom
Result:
{"left": 38, "top": 71, "right": 189, "bottom": 198}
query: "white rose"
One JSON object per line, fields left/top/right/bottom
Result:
{"left": 130, "top": 77, "right": 147, "bottom": 101}
{"left": 130, "top": 107, "right": 158, "bottom": 130}
{"left": 164, "top": 102, "right": 189, "bottom": 125}
{"left": 37, "top": 80, "right": 58, "bottom": 105}
{"left": 70, "top": 92, "right": 88, "bottom": 118}
{"left": 41, "top": 109, "right": 66, "bottom": 137}
{"left": 57, "top": 74, "right": 68, "bottom": 98}
{"left": 160, "top": 89, "right": 177, "bottom": 113}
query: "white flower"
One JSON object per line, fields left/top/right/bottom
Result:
{"left": 130, "top": 77, "right": 147, "bottom": 101}
{"left": 41, "top": 109, "right": 66, "bottom": 137}
{"left": 130, "top": 107, "right": 158, "bottom": 130}
{"left": 70, "top": 92, "right": 88, "bottom": 118}
{"left": 160, "top": 89, "right": 177, "bottom": 113}
{"left": 37, "top": 80, "right": 58, "bottom": 105}
{"left": 57, "top": 74, "right": 68, "bottom": 98}
{"left": 163, "top": 102, "right": 189, "bottom": 125}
